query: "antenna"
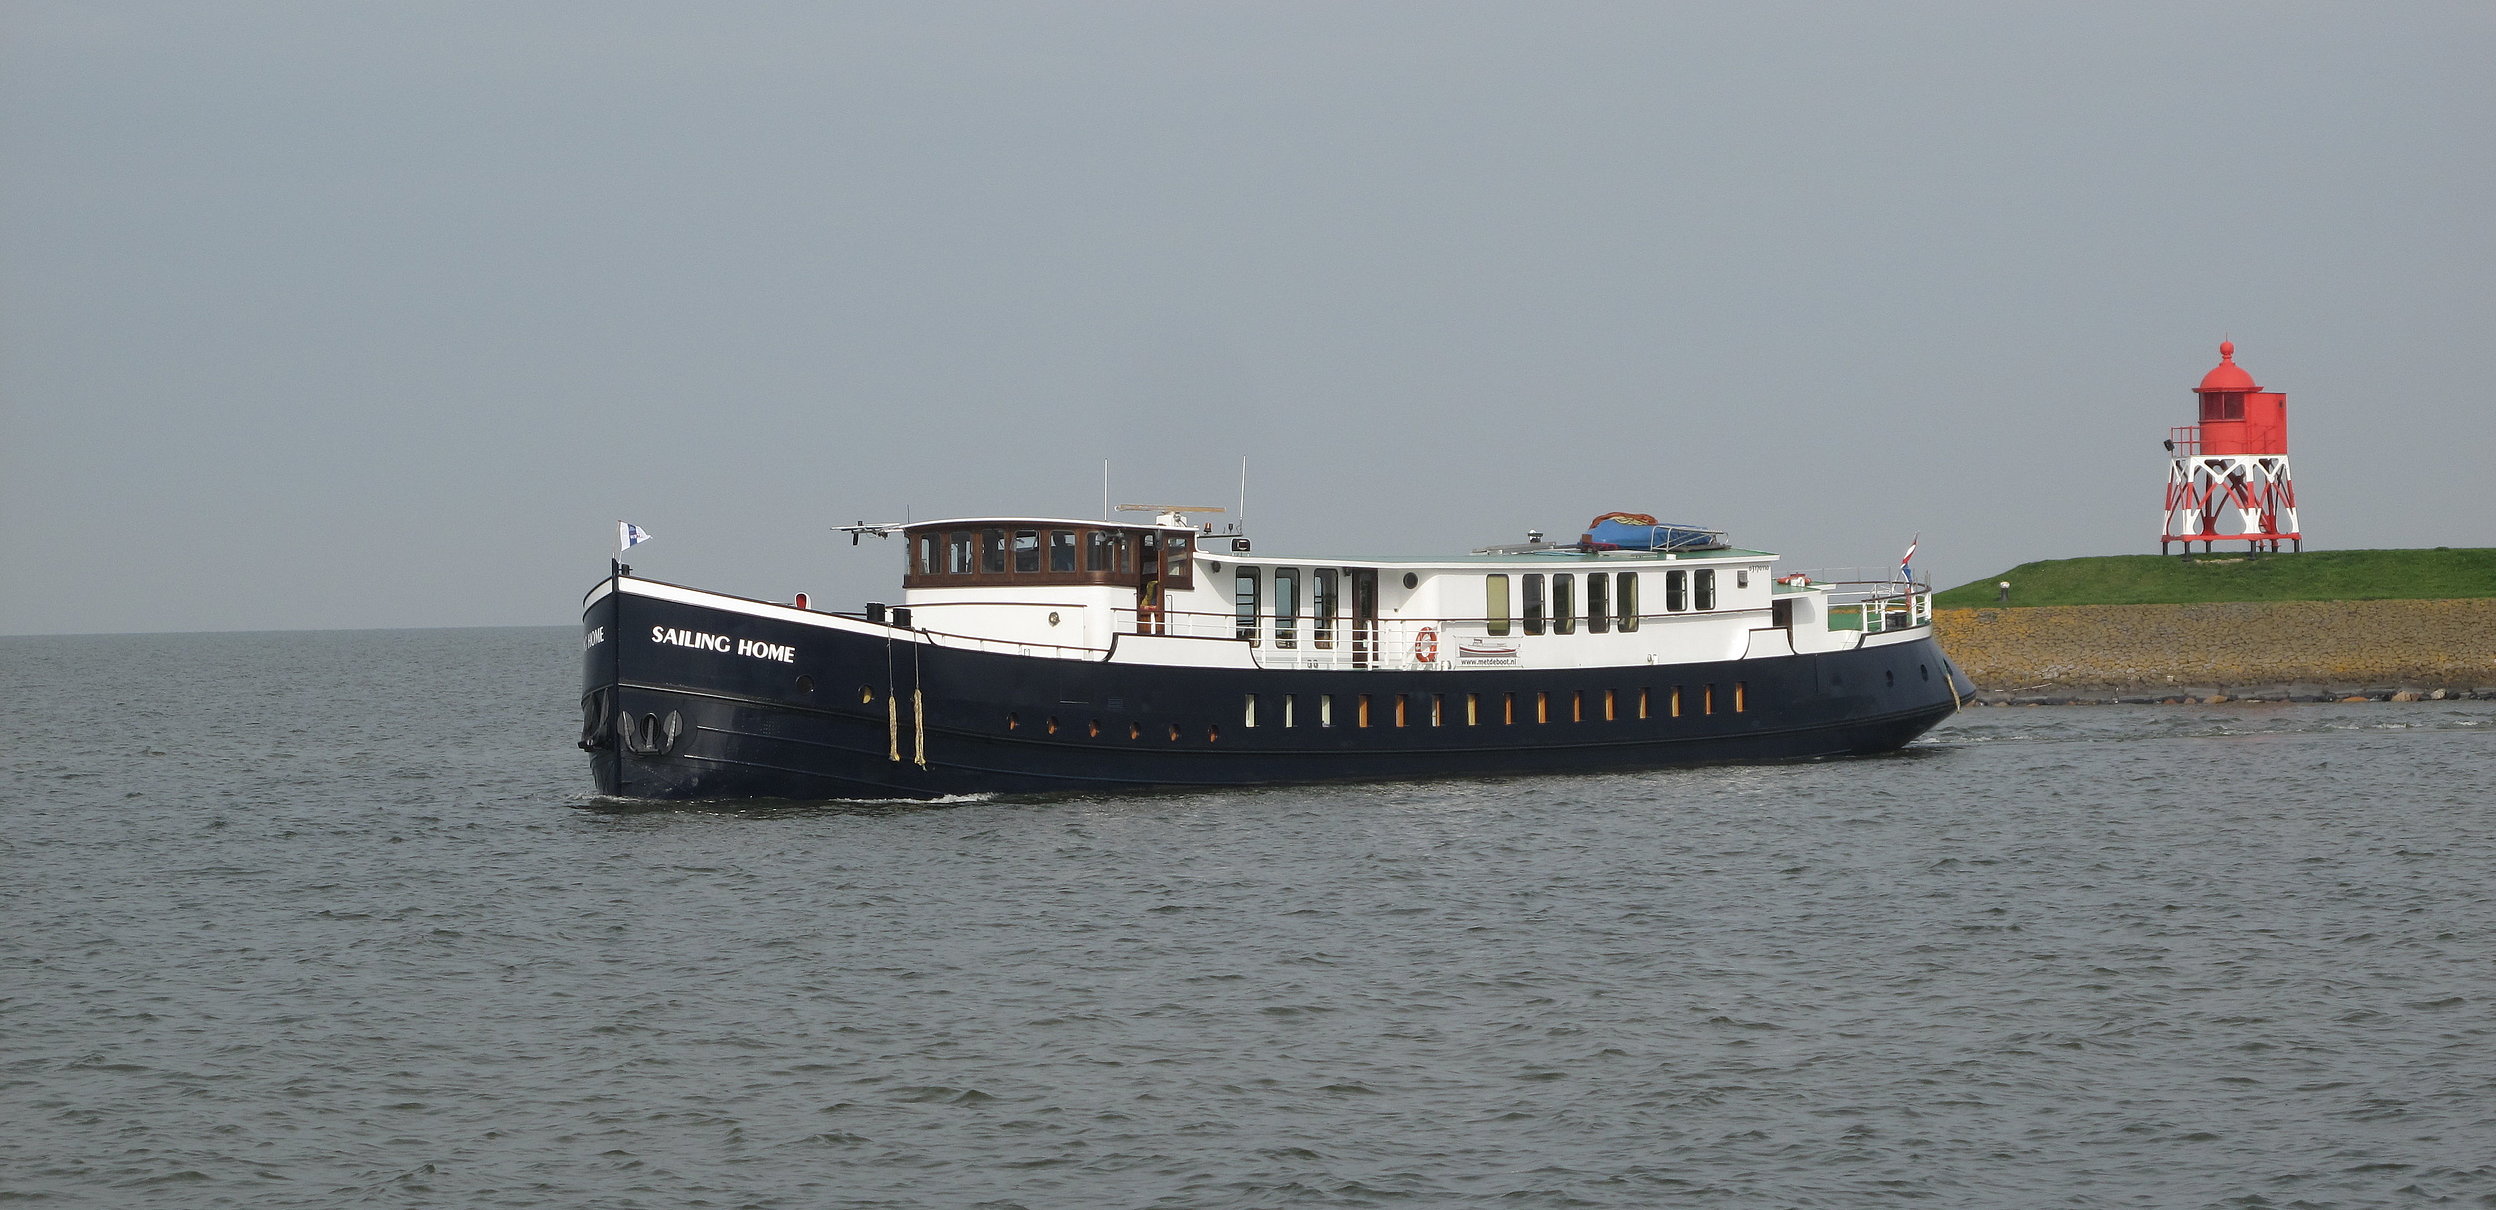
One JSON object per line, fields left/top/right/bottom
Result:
{"left": 1238, "top": 455, "right": 1247, "bottom": 532}
{"left": 1102, "top": 460, "right": 1110, "bottom": 521}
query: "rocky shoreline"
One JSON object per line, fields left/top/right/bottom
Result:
{"left": 1931, "top": 599, "right": 2496, "bottom": 706}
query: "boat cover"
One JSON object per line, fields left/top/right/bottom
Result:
{"left": 1582, "top": 512, "right": 1725, "bottom": 551}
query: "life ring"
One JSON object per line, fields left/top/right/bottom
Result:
{"left": 1413, "top": 627, "right": 1438, "bottom": 663}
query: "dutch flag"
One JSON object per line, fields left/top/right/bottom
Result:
{"left": 1899, "top": 534, "right": 1919, "bottom": 583}
{"left": 618, "top": 521, "right": 653, "bottom": 553}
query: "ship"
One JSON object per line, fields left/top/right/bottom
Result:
{"left": 579, "top": 509, "right": 1972, "bottom": 800}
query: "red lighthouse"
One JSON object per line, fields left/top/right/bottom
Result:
{"left": 2161, "top": 340, "right": 2301, "bottom": 554}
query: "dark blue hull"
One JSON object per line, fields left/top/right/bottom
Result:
{"left": 582, "top": 579, "right": 1968, "bottom": 801}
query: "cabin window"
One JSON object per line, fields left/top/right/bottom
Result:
{"left": 1274, "top": 568, "right": 1300, "bottom": 649}
{"left": 1013, "top": 530, "right": 1041, "bottom": 573}
{"left": 1670, "top": 686, "right": 1683, "bottom": 717}
{"left": 1282, "top": 695, "right": 1296, "bottom": 727}
{"left": 1358, "top": 695, "right": 1372, "bottom": 728}
{"left": 1165, "top": 533, "right": 1194, "bottom": 588}
{"left": 1485, "top": 574, "right": 1511, "bottom": 637}
{"left": 1465, "top": 693, "right": 1479, "bottom": 725}
{"left": 1523, "top": 574, "right": 1546, "bottom": 635}
{"left": 1735, "top": 569, "right": 1750, "bottom": 590}
{"left": 948, "top": 531, "right": 976, "bottom": 575}
{"left": 1234, "top": 568, "right": 1260, "bottom": 642}
{"left": 1536, "top": 691, "right": 1550, "bottom": 724}
{"left": 1313, "top": 569, "right": 1339, "bottom": 649}
{"left": 1571, "top": 690, "right": 1584, "bottom": 722}
{"left": 1617, "top": 573, "right": 1640, "bottom": 631}
{"left": 1395, "top": 695, "right": 1408, "bottom": 727}
{"left": 1503, "top": 692, "right": 1516, "bottom": 725}
{"left": 1049, "top": 530, "right": 1077, "bottom": 572}
{"left": 1553, "top": 574, "right": 1576, "bottom": 635}
{"left": 1735, "top": 681, "right": 1748, "bottom": 713}
{"left": 980, "top": 529, "right": 1007, "bottom": 574}
{"left": 1637, "top": 688, "right": 1650, "bottom": 719}
{"left": 1320, "top": 694, "right": 1334, "bottom": 728}
{"left": 1704, "top": 684, "right": 1717, "bottom": 715}
{"left": 1587, "top": 573, "right": 1611, "bottom": 634}
{"left": 1665, "top": 569, "right": 1687, "bottom": 612}
{"left": 1695, "top": 569, "right": 1716, "bottom": 611}
{"left": 1244, "top": 694, "right": 1258, "bottom": 726}
{"left": 1430, "top": 694, "right": 1445, "bottom": 727}
{"left": 1603, "top": 689, "right": 1617, "bottom": 721}
{"left": 1086, "top": 530, "right": 1124, "bottom": 573}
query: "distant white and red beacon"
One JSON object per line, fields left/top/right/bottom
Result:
{"left": 2161, "top": 340, "right": 2302, "bottom": 554}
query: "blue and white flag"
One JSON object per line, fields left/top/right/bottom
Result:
{"left": 618, "top": 521, "right": 653, "bottom": 552}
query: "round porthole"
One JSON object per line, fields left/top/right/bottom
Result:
{"left": 795, "top": 675, "right": 815, "bottom": 694}
{"left": 1047, "top": 611, "right": 1062, "bottom": 626}
{"left": 1209, "top": 560, "right": 1222, "bottom": 573}
{"left": 1402, "top": 572, "right": 1419, "bottom": 589}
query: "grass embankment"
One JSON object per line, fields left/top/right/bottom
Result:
{"left": 1934, "top": 548, "right": 2496, "bottom": 609}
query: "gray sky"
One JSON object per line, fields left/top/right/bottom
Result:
{"left": 5, "top": 2, "right": 2490, "bottom": 635}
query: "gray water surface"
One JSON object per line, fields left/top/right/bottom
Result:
{"left": 4, "top": 628, "right": 2492, "bottom": 1208}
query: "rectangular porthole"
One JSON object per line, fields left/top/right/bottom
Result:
{"left": 1536, "top": 692, "right": 1549, "bottom": 724}
{"left": 1395, "top": 695, "right": 1408, "bottom": 728}
{"left": 1735, "top": 681, "right": 1747, "bottom": 713}
{"left": 1671, "top": 686, "right": 1683, "bottom": 718}
{"left": 1431, "top": 694, "right": 1445, "bottom": 727}
{"left": 1503, "top": 692, "right": 1516, "bottom": 725}
{"left": 1571, "top": 690, "right": 1583, "bottom": 722}
{"left": 1603, "top": 689, "right": 1616, "bottom": 721}
{"left": 1244, "top": 693, "right": 1258, "bottom": 727}
{"left": 1637, "top": 688, "right": 1650, "bottom": 719}
{"left": 1358, "top": 695, "right": 1372, "bottom": 728}
{"left": 1320, "top": 694, "right": 1334, "bottom": 728}
{"left": 1465, "top": 693, "right": 1479, "bottom": 726}
{"left": 1283, "top": 694, "right": 1296, "bottom": 728}
{"left": 1704, "top": 684, "right": 1717, "bottom": 715}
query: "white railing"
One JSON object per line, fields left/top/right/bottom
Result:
{"left": 1795, "top": 576, "right": 1931, "bottom": 634}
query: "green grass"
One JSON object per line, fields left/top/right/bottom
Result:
{"left": 1934, "top": 548, "right": 2496, "bottom": 609}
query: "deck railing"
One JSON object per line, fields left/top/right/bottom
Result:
{"left": 1800, "top": 576, "right": 1932, "bottom": 634}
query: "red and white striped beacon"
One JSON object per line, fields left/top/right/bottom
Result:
{"left": 2161, "top": 340, "right": 2301, "bottom": 554}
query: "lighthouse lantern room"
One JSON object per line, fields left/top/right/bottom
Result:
{"left": 2161, "top": 340, "right": 2301, "bottom": 554}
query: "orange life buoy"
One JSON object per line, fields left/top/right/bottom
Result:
{"left": 1413, "top": 627, "right": 1438, "bottom": 663}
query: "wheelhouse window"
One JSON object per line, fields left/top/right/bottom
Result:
{"left": 1274, "top": 568, "right": 1300, "bottom": 649}
{"left": 948, "top": 531, "right": 976, "bottom": 575}
{"left": 1587, "top": 573, "right": 1610, "bottom": 634}
{"left": 1234, "top": 568, "right": 1260, "bottom": 642}
{"left": 1086, "top": 530, "right": 1122, "bottom": 573}
{"left": 1485, "top": 574, "right": 1511, "bottom": 637}
{"left": 1313, "top": 569, "right": 1339, "bottom": 649}
{"left": 914, "top": 534, "right": 938, "bottom": 575}
{"left": 1665, "top": 569, "right": 1687, "bottom": 612}
{"left": 1695, "top": 568, "right": 1717, "bottom": 611}
{"left": 980, "top": 529, "right": 1007, "bottom": 574}
{"left": 1553, "top": 573, "right": 1576, "bottom": 635}
{"left": 1617, "top": 572, "right": 1640, "bottom": 631}
{"left": 1012, "top": 530, "right": 1041, "bottom": 573}
{"left": 1524, "top": 573, "right": 1545, "bottom": 635}
{"left": 1048, "top": 530, "right": 1077, "bottom": 572}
